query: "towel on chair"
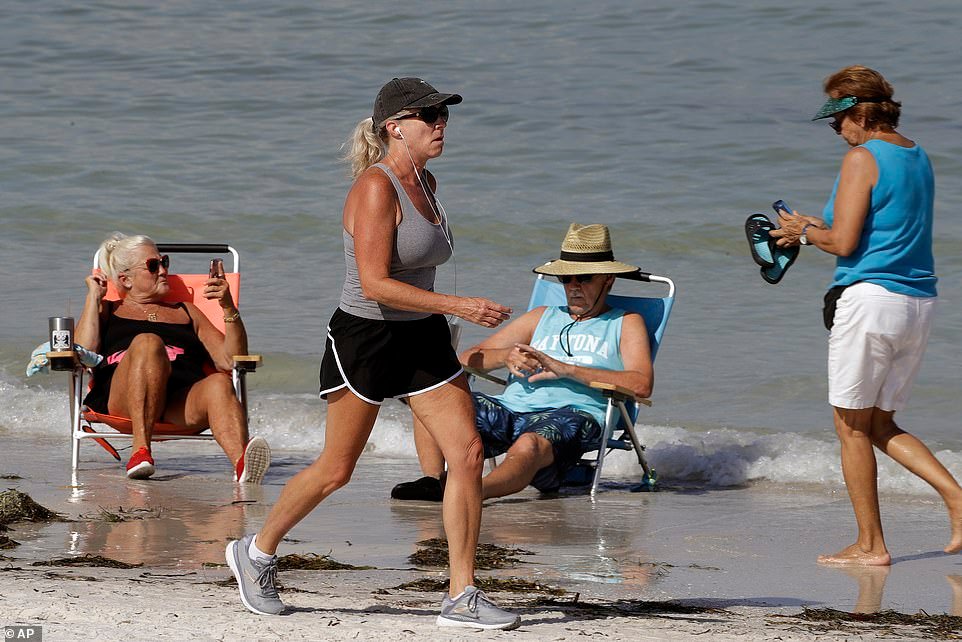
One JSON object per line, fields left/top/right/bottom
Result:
{"left": 26, "top": 342, "right": 103, "bottom": 376}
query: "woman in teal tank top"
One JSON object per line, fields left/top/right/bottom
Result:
{"left": 771, "top": 66, "right": 962, "bottom": 566}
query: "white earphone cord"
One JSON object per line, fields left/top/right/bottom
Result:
{"left": 398, "top": 134, "right": 457, "bottom": 300}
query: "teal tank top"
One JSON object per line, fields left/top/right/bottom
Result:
{"left": 496, "top": 306, "right": 625, "bottom": 425}
{"left": 822, "top": 139, "right": 937, "bottom": 297}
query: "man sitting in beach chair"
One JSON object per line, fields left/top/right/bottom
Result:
{"left": 392, "top": 223, "right": 653, "bottom": 501}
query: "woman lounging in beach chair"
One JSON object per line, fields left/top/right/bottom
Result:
{"left": 75, "top": 232, "right": 270, "bottom": 482}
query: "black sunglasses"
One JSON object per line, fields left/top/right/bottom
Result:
{"left": 829, "top": 116, "right": 844, "bottom": 133}
{"left": 557, "top": 274, "right": 597, "bottom": 284}
{"left": 396, "top": 104, "right": 449, "bottom": 125}
{"left": 141, "top": 255, "right": 170, "bottom": 274}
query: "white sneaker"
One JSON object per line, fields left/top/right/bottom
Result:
{"left": 235, "top": 436, "right": 271, "bottom": 484}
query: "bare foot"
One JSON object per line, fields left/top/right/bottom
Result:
{"left": 944, "top": 502, "right": 962, "bottom": 553}
{"left": 817, "top": 543, "right": 891, "bottom": 566}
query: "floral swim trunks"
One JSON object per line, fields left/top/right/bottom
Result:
{"left": 472, "top": 392, "right": 601, "bottom": 492}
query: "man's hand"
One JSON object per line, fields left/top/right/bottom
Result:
{"left": 511, "top": 344, "right": 569, "bottom": 382}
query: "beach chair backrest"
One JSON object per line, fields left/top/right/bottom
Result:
{"left": 96, "top": 244, "right": 241, "bottom": 333}
{"left": 525, "top": 274, "right": 675, "bottom": 360}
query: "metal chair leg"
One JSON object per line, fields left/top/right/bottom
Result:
{"left": 591, "top": 400, "right": 620, "bottom": 497}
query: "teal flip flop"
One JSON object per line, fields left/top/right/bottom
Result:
{"left": 745, "top": 212, "right": 799, "bottom": 284}
{"left": 745, "top": 213, "right": 776, "bottom": 267}
{"left": 761, "top": 242, "right": 799, "bottom": 284}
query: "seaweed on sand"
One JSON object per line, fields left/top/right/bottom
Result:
{"left": 82, "top": 506, "right": 165, "bottom": 522}
{"left": 276, "top": 553, "right": 374, "bottom": 571}
{"left": 32, "top": 554, "right": 143, "bottom": 569}
{"left": 206, "top": 552, "right": 373, "bottom": 573}
{"left": 388, "top": 576, "right": 566, "bottom": 596}
{"left": 773, "top": 607, "right": 962, "bottom": 640}
{"left": 0, "top": 490, "right": 66, "bottom": 527}
{"left": 408, "top": 538, "right": 535, "bottom": 570}
{"left": 0, "top": 534, "right": 20, "bottom": 550}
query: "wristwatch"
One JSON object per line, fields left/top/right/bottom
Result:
{"left": 799, "top": 223, "right": 815, "bottom": 246}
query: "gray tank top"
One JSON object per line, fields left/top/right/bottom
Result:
{"left": 339, "top": 163, "right": 454, "bottom": 321}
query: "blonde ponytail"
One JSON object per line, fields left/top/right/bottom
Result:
{"left": 343, "top": 117, "right": 388, "bottom": 179}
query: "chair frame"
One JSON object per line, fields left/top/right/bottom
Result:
{"left": 473, "top": 271, "right": 675, "bottom": 497}
{"left": 47, "top": 243, "right": 261, "bottom": 474}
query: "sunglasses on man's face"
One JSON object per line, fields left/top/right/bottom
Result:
{"left": 557, "top": 274, "right": 597, "bottom": 284}
{"left": 396, "top": 104, "right": 449, "bottom": 125}
{"left": 139, "top": 255, "right": 170, "bottom": 274}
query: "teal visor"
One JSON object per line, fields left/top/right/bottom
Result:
{"left": 812, "top": 96, "right": 859, "bottom": 120}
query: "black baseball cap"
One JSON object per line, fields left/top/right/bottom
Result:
{"left": 372, "top": 77, "right": 462, "bottom": 128}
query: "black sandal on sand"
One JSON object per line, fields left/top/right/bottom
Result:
{"left": 390, "top": 476, "right": 443, "bottom": 501}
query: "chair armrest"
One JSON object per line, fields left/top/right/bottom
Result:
{"left": 233, "top": 355, "right": 262, "bottom": 372}
{"left": 589, "top": 381, "right": 652, "bottom": 407}
{"left": 46, "top": 350, "right": 79, "bottom": 372}
{"left": 463, "top": 366, "right": 507, "bottom": 386}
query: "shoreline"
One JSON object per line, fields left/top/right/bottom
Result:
{"left": 3, "top": 435, "right": 962, "bottom": 640}
{"left": 3, "top": 558, "right": 959, "bottom": 640}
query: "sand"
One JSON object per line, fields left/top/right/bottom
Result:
{"left": 2, "top": 434, "right": 962, "bottom": 641}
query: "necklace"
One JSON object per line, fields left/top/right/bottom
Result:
{"left": 127, "top": 299, "right": 159, "bottom": 322}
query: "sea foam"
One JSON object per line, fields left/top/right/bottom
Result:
{"left": 4, "top": 376, "right": 958, "bottom": 497}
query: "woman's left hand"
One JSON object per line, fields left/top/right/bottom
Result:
{"left": 204, "top": 275, "right": 235, "bottom": 310}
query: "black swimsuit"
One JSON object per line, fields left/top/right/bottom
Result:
{"left": 83, "top": 302, "right": 214, "bottom": 413}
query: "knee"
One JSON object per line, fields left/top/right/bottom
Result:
{"left": 206, "top": 372, "right": 237, "bottom": 398}
{"left": 319, "top": 461, "right": 355, "bottom": 491}
{"left": 510, "top": 433, "right": 553, "bottom": 463}
{"left": 124, "top": 334, "right": 170, "bottom": 374}
{"left": 447, "top": 433, "right": 484, "bottom": 476}
{"left": 870, "top": 412, "right": 900, "bottom": 441}
{"left": 128, "top": 333, "right": 167, "bottom": 358}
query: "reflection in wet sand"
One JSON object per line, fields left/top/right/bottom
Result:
{"left": 946, "top": 574, "right": 962, "bottom": 616}
{"left": 389, "top": 490, "right": 659, "bottom": 589}
{"left": 838, "top": 565, "right": 890, "bottom": 613}
{"left": 66, "top": 473, "right": 263, "bottom": 568}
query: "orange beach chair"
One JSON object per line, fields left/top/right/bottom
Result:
{"left": 48, "top": 243, "right": 261, "bottom": 474}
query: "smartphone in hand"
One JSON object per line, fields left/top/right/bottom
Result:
{"left": 772, "top": 200, "right": 794, "bottom": 216}
{"left": 209, "top": 258, "right": 224, "bottom": 278}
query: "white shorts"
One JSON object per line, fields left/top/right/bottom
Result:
{"left": 828, "top": 282, "right": 936, "bottom": 411}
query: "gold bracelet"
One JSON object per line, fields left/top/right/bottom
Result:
{"left": 223, "top": 310, "right": 241, "bottom": 323}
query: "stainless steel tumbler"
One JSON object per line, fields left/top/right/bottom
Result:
{"left": 48, "top": 316, "right": 74, "bottom": 352}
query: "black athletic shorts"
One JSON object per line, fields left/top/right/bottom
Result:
{"left": 318, "top": 308, "right": 463, "bottom": 404}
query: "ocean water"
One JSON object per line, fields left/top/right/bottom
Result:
{"left": 2, "top": 0, "right": 961, "bottom": 495}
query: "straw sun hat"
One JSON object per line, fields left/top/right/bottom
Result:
{"left": 532, "top": 223, "right": 640, "bottom": 277}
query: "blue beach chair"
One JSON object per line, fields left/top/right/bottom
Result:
{"left": 470, "top": 271, "right": 675, "bottom": 497}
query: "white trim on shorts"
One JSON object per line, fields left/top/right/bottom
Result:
{"left": 395, "top": 365, "right": 464, "bottom": 399}
{"left": 828, "top": 281, "right": 936, "bottom": 411}
{"left": 319, "top": 330, "right": 382, "bottom": 406}
{"left": 318, "top": 329, "right": 464, "bottom": 405}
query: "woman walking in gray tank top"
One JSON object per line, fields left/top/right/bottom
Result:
{"left": 226, "top": 78, "right": 520, "bottom": 630}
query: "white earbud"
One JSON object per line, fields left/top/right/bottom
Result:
{"left": 397, "top": 128, "right": 405, "bottom": 139}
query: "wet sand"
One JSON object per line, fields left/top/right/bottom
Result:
{"left": 2, "top": 434, "right": 962, "bottom": 640}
